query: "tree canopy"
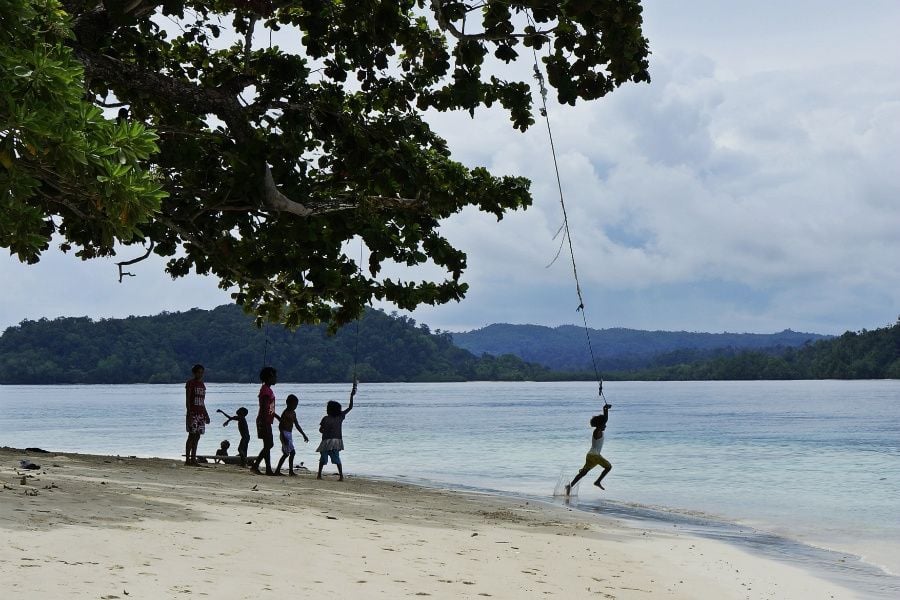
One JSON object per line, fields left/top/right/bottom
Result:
{"left": 2, "top": 0, "right": 650, "bottom": 327}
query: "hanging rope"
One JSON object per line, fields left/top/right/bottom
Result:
{"left": 352, "top": 237, "right": 364, "bottom": 383}
{"left": 262, "top": 321, "right": 270, "bottom": 367}
{"left": 528, "top": 17, "right": 604, "bottom": 399}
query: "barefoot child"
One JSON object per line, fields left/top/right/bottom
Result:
{"left": 565, "top": 403, "right": 612, "bottom": 495}
{"left": 184, "top": 364, "right": 210, "bottom": 466}
{"left": 252, "top": 367, "right": 278, "bottom": 475}
{"left": 219, "top": 407, "right": 251, "bottom": 466}
{"left": 316, "top": 380, "right": 357, "bottom": 481}
{"left": 275, "top": 394, "right": 309, "bottom": 476}
{"left": 214, "top": 440, "right": 230, "bottom": 463}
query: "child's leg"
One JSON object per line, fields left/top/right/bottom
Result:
{"left": 334, "top": 451, "right": 343, "bottom": 481}
{"left": 566, "top": 467, "right": 591, "bottom": 493}
{"left": 238, "top": 438, "right": 249, "bottom": 467}
{"left": 593, "top": 458, "right": 612, "bottom": 490}
{"left": 253, "top": 443, "right": 273, "bottom": 474}
{"left": 184, "top": 434, "right": 192, "bottom": 465}
{"left": 190, "top": 434, "right": 201, "bottom": 461}
{"left": 317, "top": 452, "right": 326, "bottom": 479}
{"left": 288, "top": 451, "right": 296, "bottom": 475}
{"left": 255, "top": 427, "right": 274, "bottom": 474}
{"left": 185, "top": 432, "right": 199, "bottom": 465}
{"left": 565, "top": 457, "right": 595, "bottom": 495}
{"left": 262, "top": 439, "right": 273, "bottom": 474}
{"left": 274, "top": 432, "right": 288, "bottom": 474}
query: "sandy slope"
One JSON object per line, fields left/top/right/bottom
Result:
{"left": 0, "top": 448, "right": 856, "bottom": 599}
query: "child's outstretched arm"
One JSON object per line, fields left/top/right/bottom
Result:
{"left": 342, "top": 379, "right": 358, "bottom": 415}
{"left": 217, "top": 409, "right": 236, "bottom": 427}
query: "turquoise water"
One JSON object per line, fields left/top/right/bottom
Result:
{"left": 2, "top": 380, "right": 898, "bottom": 596}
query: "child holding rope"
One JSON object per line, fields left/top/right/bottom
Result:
{"left": 565, "top": 402, "right": 612, "bottom": 495}
{"left": 316, "top": 379, "right": 357, "bottom": 481}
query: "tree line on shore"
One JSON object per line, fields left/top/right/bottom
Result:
{"left": 603, "top": 320, "right": 900, "bottom": 381}
{"left": 1, "top": 306, "right": 896, "bottom": 384}
{"left": 0, "top": 305, "right": 546, "bottom": 384}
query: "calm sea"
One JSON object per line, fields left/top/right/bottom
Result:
{"left": 2, "top": 380, "right": 898, "bottom": 597}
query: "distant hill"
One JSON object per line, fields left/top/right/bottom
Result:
{"left": 451, "top": 324, "right": 832, "bottom": 371}
{"left": 619, "top": 320, "right": 900, "bottom": 380}
{"left": 0, "top": 305, "right": 546, "bottom": 384}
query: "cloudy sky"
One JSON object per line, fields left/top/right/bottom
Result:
{"left": 2, "top": 0, "right": 899, "bottom": 335}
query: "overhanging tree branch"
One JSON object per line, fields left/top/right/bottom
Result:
{"left": 115, "top": 239, "right": 155, "bottom": 282}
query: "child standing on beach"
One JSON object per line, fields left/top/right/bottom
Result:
{"left": 220, "top": 407, "right": 251, "bottom": 466}
{"left": 252, "top": 367, "right": 278, "bottom": 475}
{"left": 565, "top": 403, "right": 612, "bottom": 495}
{"left": 184, "top": 364, "right": 210, "bottom": 466}
{"left": 316, "top": 380, "right": 357, "bottom": 481}
{"left": 275, "top": 394, "right": 309, "bottom": 476}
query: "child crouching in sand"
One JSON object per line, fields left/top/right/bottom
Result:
{"left": 316, "top": 380, "right": 357, "bottom": 481}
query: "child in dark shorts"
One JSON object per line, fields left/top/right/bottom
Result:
{"left": 316, "top": 379, "right": 357, "bottom": 481}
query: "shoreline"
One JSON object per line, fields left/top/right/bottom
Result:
{"left": 1, "top": 447, "right": 868, "bottom": 599}
{"left": 362, "top": 470, "right": 900, "bottom": 599}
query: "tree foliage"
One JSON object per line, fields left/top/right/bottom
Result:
{"left": 2, "top": 0, "right": 650, "bottom": 327}
{"left": 0, "top": 0, "right": 166, "bottom": 262}
{"left": 0, "top": 303, "right": 548, "bottom": 383}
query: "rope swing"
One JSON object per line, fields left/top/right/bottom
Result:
{"left": 352, "top": 237, "right": 364, "bottom": 384}
{"left": 528, "top": 18, "right": 605, "bottom": 401}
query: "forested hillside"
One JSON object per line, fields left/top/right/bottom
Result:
{"left": 3, "top": 306, "right": 893, "bottom": 384}
{"left": 617, "top": 320, "right": 900, "bottom": 380}
{"left": 452, "top": 324, "right": 831, "bottom": 371}
{"left": 0, "top": 306, "right": 545, "bottom": 384}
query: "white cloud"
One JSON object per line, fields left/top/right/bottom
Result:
{"left": 3, "top": 1, "right": 900, "bottom": 335}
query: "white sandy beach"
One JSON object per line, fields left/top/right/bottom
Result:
{"left": 0, "top": 447, "right": 858, "bottom": 599}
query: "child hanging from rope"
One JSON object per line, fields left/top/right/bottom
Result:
{"left": 316, "top": 379, "right": 357, "bottom": 481}
{"left": 565, "top": 403, "right": 612, "bottom": 495}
